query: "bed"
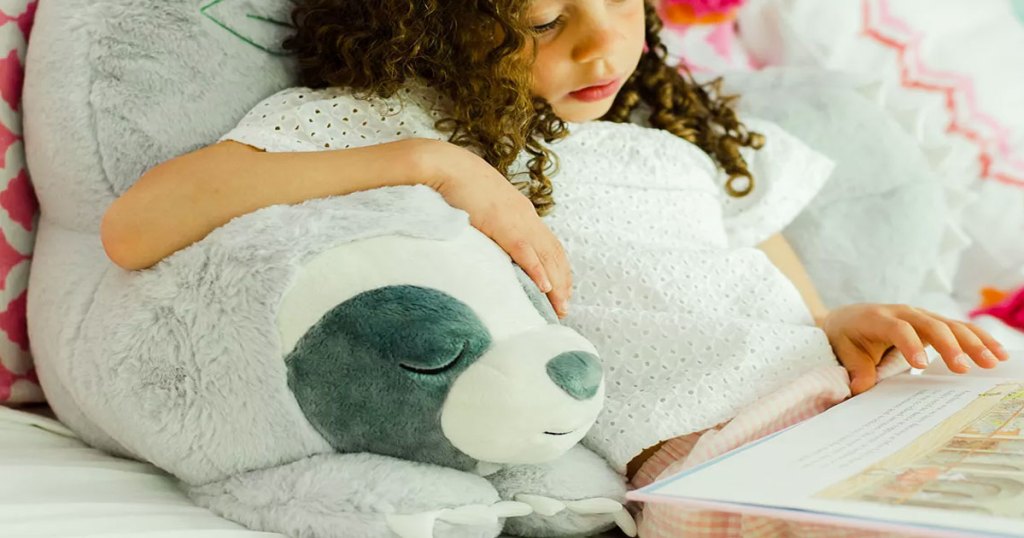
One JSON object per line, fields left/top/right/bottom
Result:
{"left": 0, "top": 406, "right": 282, "bottom": 537}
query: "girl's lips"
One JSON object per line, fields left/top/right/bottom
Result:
{"left": 568, "top": 78, "right": 623, "bottom": 103}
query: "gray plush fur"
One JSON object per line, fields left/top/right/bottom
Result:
{"left": 24, "top": 0, "right": 298, "bottom": 233}
{"left": 491, "top": 446, "right": 626, "bottom": 538}
{"left": 24, "top": 0, "right": 301, "bottom": 457}
{"left": 72, "top": 187, "right": 470, "bottom": 486}
{"left": 189, "top": 452, "right": 505, "bottom": 538}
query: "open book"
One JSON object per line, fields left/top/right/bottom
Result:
{"left": 628, "top": 351, "right": 1024, "bottom": 537}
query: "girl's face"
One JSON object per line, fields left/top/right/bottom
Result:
{"left": 528, "top": 0, "right": 647, "bottom": 122}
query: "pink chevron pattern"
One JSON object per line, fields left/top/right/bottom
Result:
{"left": 863, "top": 0, "right": 1024, "bottom": 187}
{"left": 0, "top": 0, "right": 41, "bottom": 404}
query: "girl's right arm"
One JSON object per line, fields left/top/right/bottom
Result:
{"left": 100, "top": 138, "right": 572, "bottom": 317}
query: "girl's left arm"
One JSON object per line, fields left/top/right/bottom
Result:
{"left": 759, "top": 233, "right": 1010, "bottom": 394}
{"left": 758, "top": 233, "right": 829, "bottom": 322}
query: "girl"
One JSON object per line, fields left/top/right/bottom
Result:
{"left": 101, "top": 0, "right": 1009, "bottom": 535}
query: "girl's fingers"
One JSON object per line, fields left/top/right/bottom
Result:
{"left": 552, "top": 241, "right": 573, "bottom": 302}
{"left": 836, "top": 338, "right": 878, "bottom": 395}
{"left": 882, "top": 318, "right": 928, "bottom": 369}
{"left": 915, "top": 309, "right": 1005, "bottom": 367}
{"left": 963, "top": 321, "right": 1010, "bottom": 361}
{"left": 509, "top": 238, "right": 551, "bottom": 294}
{"left": 901, "top": 311, "right": 970, "bottom": 373}
{"left": 946, "top": 321, "right": 999, "bottom": 369}
{"left": 546, "top": 284, "right": 569, "bottom": 319}
{"left": 538, "top": 237, "right": 572, "bottom": 317}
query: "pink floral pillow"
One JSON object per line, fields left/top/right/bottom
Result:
{"left": 0, "top": 0, "right": 41, "bottom": 404}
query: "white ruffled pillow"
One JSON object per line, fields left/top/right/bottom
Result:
{"left": 737, "top": 0, "right": 1024, "bottom": 300}
{"left": 722, "top": 68, "right": 952, "bottom": 307}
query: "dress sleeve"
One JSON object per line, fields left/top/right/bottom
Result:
{"left": 217, "top": 87, "right": 324, "bottom": 153}
{"left": 719, "top": 117, "right": 835, "bottom": 248}
{"left": 219, "top": 84, "right": 448, "bottom": 154}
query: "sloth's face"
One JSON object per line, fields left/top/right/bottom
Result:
{"left": 280, "top": 232, "right": 604, "bottom": 470}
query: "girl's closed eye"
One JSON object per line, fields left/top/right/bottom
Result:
{"left": 532, "top": 15, "right": 565, "bottom": 34}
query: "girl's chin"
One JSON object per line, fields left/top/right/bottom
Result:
{"left": 553, "top": 99, "right": 617, "bottom": 123}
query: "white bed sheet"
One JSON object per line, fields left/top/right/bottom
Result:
{"left": 0, "top": 407, "right": 282, "bottom": 538}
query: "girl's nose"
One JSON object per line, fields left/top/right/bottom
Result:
{"left": 571, "top": 23, "right": 619, "bottom": 64}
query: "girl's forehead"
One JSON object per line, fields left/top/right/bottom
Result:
{"left": 528, "top": 0, "right": 613, "bottom": 13}
{"left": 529, "top": 0, "right": 564, "bottom": 9}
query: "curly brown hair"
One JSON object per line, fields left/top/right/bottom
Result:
{"left": 604, "top": 5, "right": 765, "bottom": 197}
{"left": 283, "top": 0, "right": 762, "bottom": 214}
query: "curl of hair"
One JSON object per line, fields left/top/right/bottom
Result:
{"left": 283, "top": 0, "right": 567, "bottom": 214}
{"left": 603, "top": 2, "right": 764, "bottom": 197}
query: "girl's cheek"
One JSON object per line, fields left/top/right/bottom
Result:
{"left": 628, "top": 3, "right": 646, "bottom": 44}
{"left": 531, "top": 53, "right": 559, "bottom": 100}
{"left": 615, "top": 0, "right": 643, "bottom": 24}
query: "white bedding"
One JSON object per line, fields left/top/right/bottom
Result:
{"left": 0, "top": 407, "right": 281, "bottom": 538}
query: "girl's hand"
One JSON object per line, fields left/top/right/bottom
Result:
{"left": 410, "top": 139, "right": 572, "bottom": 318}
{"left": 819, "top": 304, "right": 1010, "bottom": 395}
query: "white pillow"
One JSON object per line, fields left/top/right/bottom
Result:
{"left": 722, "top": 68, "right": 952, "bottom": 306}
{"left": 737, "top": 0, "right": 1024, "bottom": 300}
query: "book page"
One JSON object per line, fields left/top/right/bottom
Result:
{"left": 630, "top": 353, "right": 1024, "bottom": 537}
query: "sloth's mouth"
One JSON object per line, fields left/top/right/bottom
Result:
{"left": 543, "top": 428, "right": 576, "bottom": 436}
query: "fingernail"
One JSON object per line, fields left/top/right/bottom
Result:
{"left": 912, "top": 352, "right": 929, "bottom": 369}
{"left": 954, "top": 354, "right": 971, "bottom": 371}
{"left": 982, "top": 350, "right": 998, "bottom": 364}
{"left": 541, "top": 280, "right": 553, "bottom": 293}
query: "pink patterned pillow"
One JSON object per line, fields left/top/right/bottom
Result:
{"left": 0, "top": 0, "right": 41, "bottom": 404}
